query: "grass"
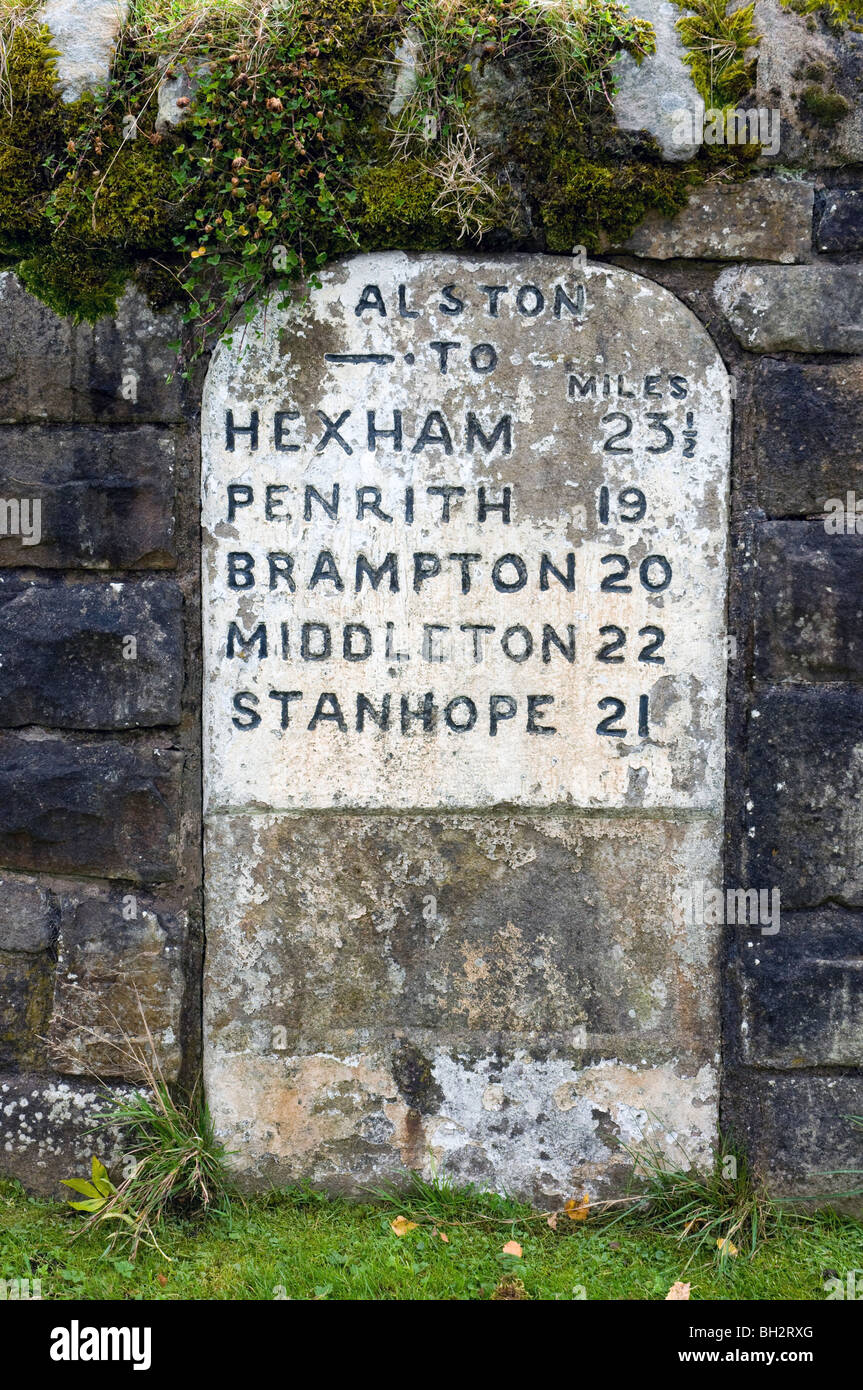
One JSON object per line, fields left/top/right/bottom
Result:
{"left": 2, "top": 1176, "right": 861, "bottom": 1301}
{"left": 46, "top": 993, "right": 236, "bottom": 1260}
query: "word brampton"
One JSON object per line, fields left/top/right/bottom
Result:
{"left": 50, "top": 1321, "right": 152, "bottom": 1371}
{"left": 675, "top": 882, "right": 780, "bottom": 935}
{"left": 670, "top": 107, "right": 781, "bottom": 156}
{"left": 0, "top": 496, "right": 41, "bottom": 546}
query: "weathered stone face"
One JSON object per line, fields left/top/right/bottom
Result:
{"left": 202, "top": 254, "right": 729, "bottom": 813}
{"left": 202, "top": 252, "right": 731, "bottom": 1197}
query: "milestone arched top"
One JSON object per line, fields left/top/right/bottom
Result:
{"left": 201, "top": 252, "right": 731, "bottom": 813}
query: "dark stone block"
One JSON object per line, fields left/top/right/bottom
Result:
{"left": 0, "top": 576, "right": 183, "bottom": 728}
{"left": 0, "top": 952, "right": 54, "bottom": 1068}
{"left": 817, "top": 188, "right": 863, "bottom": 252}
{"left": 0, "top": 876, "right": 58, "bottom": 952}
{"left": 744, "top": 688, "right": 863, "bottom": 910}
{"left": 730, "top": 908, "right": 863, "bottom": 1067}
{"left": 0, "top": 425, "right": 177, "bottom": 569}
{"left": 0, "top": 1073, "right": 141, "bottom": 1195}
{"left": 745, "top": 360, "right": 863, "bottom": 518}
{"left": 723, "top": 1069, "right": 863, "bottom": 1203}
{"left": 0, "top": 274, "right": 185, "bottom": 424}
{"left": 0, "top": 736, "right": 183, "bottom": 882}
{"left": 754, "top": 523, "right": 863, "bottom": 682}
{"left": 49, "top": 886, "right": 185, "bottom": 1081}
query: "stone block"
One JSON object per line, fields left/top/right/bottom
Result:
{"left": 0, "top": 576, "right": 183, "bottom": 728}
{"left": 0, "top": 1074, "right": 141, "bottom": 1195}
{"left": 0, "top": 274, "right": 184, "bottom": 425}
{"left": 743, "top": 688, "right": 863, "bottom": 911}
{"left": 817, "top": 188, "right": 863, "bottom": 252}
{"left": 204, "top": 811, "right": 721, "bottom": 1199}
{"left": 744, "top": 361, "right": 863, "bottom": 518}
{"left": 48, "top": 887, "right": 185, "bottom": 1081}
{"left": 0, "top": 876, "right": 58, "bottom": 952}
{"left": 0, "top": 425, "right": 177, "bottom": 569}
{"left": 618, "top": 181, "right": 813, "bottom": 263}
{"left": 723, "top": 1068, "right": 863, "bottom": 1202}
{"left": 753, "top": 523, "right": 863, "bottom": 682}
{"left": 0, "top": 736, "right": 183, "bottom": 883}
{"left": 731, "top": 909, "right": 863, "bottom": 1069}
{"left": 715, "top": 265, "right": 863, "bottom": 353}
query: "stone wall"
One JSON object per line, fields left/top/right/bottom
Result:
{"left": 1, "top": 0, "right": 862, "bottom": 1197}
{"left": 0, "top": 277, "right": 204, "bottom": 1183}
{"left": 604, "top": 192, "right": 863, "bottom": 1193}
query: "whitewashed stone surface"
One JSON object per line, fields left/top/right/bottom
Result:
{"left": 202, "top": 253, "right": 731, "bottom": 1195}
{"left": 202, "top": 253, "right": 730, "bottom": 814}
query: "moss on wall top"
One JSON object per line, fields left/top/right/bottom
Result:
{"left": 0, "top": 0, "right": 755, "bottom": 361}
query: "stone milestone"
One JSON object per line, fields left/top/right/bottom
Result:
{"left": 201, "top": 252, "right": 731, "bottom": 1199}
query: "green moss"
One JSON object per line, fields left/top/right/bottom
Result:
{"left": 541, "top": 156, "right": 695, "bottom": 254}
{"left": 50, "top": 137, "right": 180, "bottom": 247}
{"left": 17, "top": 246, "right": 129, "bottom": 321}
{"left": 671, "top": 0, "right": 759, "bottom": 109}
{"left": 801, "top": 84, "right": 850, "bottom": 124}
{"left": 783, "top": 0, "right": 863, "bottom": 26}
{"left": 0, "top": 22, "right": 151, "bottom": 319}
{"left": 0, "top": 2, "right": 744, "bottom": 347}
{"left": 355, "top": 160, "right": 461, "bottom": 248}
{"left": 0, "top": 23, "right": 66, "bottom": 247}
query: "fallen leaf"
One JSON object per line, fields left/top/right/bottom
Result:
{"left": 666, "top": 1281, "right": 691, "bottom": 1300}
{"left": 156, "top": 1273, "right": 168, "bottom": 1287}
{"left": 564, "top": 1192, "right": 590, "bottom": 1222}
{"left": 391, "top": 1216, "right": 418, "bottom": 1237}
{"left": 717, "top": 1237, "right": 739, "bottom": 1257}
{"left": 547, "top": 1212, "right": 558, "bottom": 1230}
{"left": 502, "top": 1240, "right": 523, "bottom": 1257}
{"left": 438, "top": 1230, "right": 449, "bottom": 1244}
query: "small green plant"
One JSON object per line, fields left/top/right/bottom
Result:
{"left": 50, "top": 989, "right": 237, "bottom": 1260}
{"left": 62, "top": 1080, "right": 235, "bottom": 1259}
{"left": 61, "top": 1155, "right": 119, "bottom": 1215}
{"left": 782, "top": 0, "right": 863, "bottom": 28}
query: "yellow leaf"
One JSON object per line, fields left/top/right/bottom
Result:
{"left": 666, "top": 1281, "right": 691, "bottom": 1300}
{"left": 391, "top": 1216, "right": 418, "bottom": 1236}
{"left": 564, "top": 1193, "right": 590, "bottom": 1221}
{"left": 717, "top": 1237, "right": 739, "bottom": 1257}
{"left": 502, "top": 1240, "right": 523, "bottom": 1257}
